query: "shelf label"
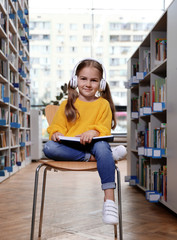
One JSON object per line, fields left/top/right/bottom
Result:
{"left": 152, "top": 148, "right": 161, "bottom": 158}
{"left": 143, "top": 107, "right": 151, "bottom": 115}
{"left": 132, "top": 76, "right": 139, "bottom": 84}
{"left": 131, "top": 112, "right": 139, "bottom": 119}
{"left": 138, "top": 147, "right": 144, "bottom": 155}
{"left": 139, "top": 108, "right": 143, "bottom": 116}
{"left": 153, "top": 102, "right": 165, "bottom": 112}
{"left": 144, "top": 147, "right": 153, "bottom": 157}
{"left": 146, "top": 191, "right": 161, "bottom": 202}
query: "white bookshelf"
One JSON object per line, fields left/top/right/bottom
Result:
{"left": 127, "top": 0, "right": 177, "bottom": 213}
{"left": 0, "top": 0, "right": 31, "bottom": 182}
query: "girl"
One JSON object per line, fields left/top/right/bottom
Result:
{"left": 43, "top": 58, "right": 119, "bottom": 225}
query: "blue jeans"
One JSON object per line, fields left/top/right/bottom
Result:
{"left": 43, "top": 140, "right": 116, "bottom": 190}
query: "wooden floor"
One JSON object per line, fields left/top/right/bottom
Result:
{"left": 0, "top": 160, "right": 177, "bottom": 240}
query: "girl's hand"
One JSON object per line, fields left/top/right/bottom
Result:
{"left": 51, "top": 132, "right": 64, "bottom": 142}
{"left": 76, "top": 130, "right": 99, "bottom": 145}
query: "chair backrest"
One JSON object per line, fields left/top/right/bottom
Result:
{"left": 45, "top": 105, "right": 59, "bottom": 125}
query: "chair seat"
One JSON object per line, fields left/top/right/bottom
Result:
{"left": 39, "top": 160, "right": 98, "bottom": 171}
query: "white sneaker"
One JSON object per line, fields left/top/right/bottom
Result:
{"left": 112, "top": 145, "right": 127, "bottom": 161}
{"left": 102, "top": 200, "right": 118, "bottom": 225}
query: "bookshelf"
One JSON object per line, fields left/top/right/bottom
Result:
{"left": 0, "top": 0, "right": 31, "bottom": 182}
{"left": 127, "top": 0, "right": 177, "bottom": 213}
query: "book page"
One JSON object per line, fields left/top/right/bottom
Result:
{"left": 58, "top": 135, "right": 114, "bottom": 142}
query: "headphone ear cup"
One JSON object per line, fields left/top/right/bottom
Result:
{"left": 100, "top": 78, "right": 106, "bottom": 91}
{"left": 70, "top": 75, "right": 78, "bottom": 88}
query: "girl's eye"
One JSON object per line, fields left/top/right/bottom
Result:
{"left": 80, "top": 77, "right": 86, "bottom": 80}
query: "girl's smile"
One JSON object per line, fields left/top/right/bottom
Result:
{"left": 77, "top": 66, "right": 101, "bottom": 102}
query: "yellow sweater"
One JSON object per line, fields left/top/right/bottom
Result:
{"left": 47, "top": 97, "right": 112, "bottom": 140}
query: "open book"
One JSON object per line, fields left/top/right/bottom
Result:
{"left": 58, "top": 135, "right": 114, "bottom": 143}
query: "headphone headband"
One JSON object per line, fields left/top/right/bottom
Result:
{"left": 70, "top": 58, "right": 107, "bottom": 91}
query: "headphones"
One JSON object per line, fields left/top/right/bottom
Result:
{"left": 70, "top": 58, "right": 107, "bottom": 91}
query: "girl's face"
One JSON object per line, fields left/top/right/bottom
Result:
{"left": 77, "top": 66, "right": 101, "bottom": 102}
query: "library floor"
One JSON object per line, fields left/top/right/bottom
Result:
{"left": 0, "top": 160, "right": 177, "bottom": 240}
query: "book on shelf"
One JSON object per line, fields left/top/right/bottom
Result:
{"left": 0, "top": 59, "right": 8, "bottom": 78}
{"left": 58, "top": 135, "right": 114, "bottom": 143}
{"left": 0, "top": 38, "right": 7, "bottom": 55}
{"left": 10, "top": 130, "right": 16, "bottom": 146}
{"left": 139, "top": 92, "right": 150, "bottom": 108}
{"left": 155, "top": 38, "right": 167, "bottom": 62}
{"left": 131, "top": 97, "right": 139, "bottom": 112}
{"left": 132, "top": 62, "right": 139, "bottom": 76}
{"left": 0, "top": 155, "right": 7, "bottom": 169}
{"left": 143, "top": 49, "right": 151, "bottom": 73}
{"left": 20, "top": 148, "right": 25, "bottom": 162}
{"left": 0, "top": 131, "right": 7, "bottom": 148}
{"left": 11, "top": 151, "right": 17, "bottom": 165}
{"left": 153, "top": 123, "right": 167, "bottom": 150}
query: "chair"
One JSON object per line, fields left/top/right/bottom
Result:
{"left": 30, "top": 105, "right": 123, "bottom": 240}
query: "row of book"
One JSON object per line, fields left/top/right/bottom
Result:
{"left": 0, "top": 83, "right": 6, "bottom": 100}
{"left": 131, "top": 39, "right": 166, "bottom": 78}
{"left": 131, "top": 78, "right": 166, "bottom": 114}
{"left": 0, "top": 129, "right": 30, "bottom": 148}
{"left": 152, "top": 78, "right": 166, "bottom": 110}
{"left": 0, "top": 148, "right": 28, "bottom": 170}
{"left": 135, "top": 123, "right": 167, "bottom": 150}
{"left": 137, "top": 158, "right": 167, "bottom": 201}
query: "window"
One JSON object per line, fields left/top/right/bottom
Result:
{"left": 30, "top": 58, "right": 40, "bottom": 64}
{"left": 110, "top": 58, "right": 127, "bottom": 66}
{"left": 119, "top": 69, "right": 127, "bottom": 76}
{"left": 83, "top": 23, "right": 92, "bottom": 29}
{"left": 70, "top": 46, "right": 77, "bottom": 53}
{"left": 109, "top": 70, "right": 119, "bottom": 78}
{"left": 119, "top": 35, "right": 131, "bottom": 41}
{"left": 70, "top": 23, "right": 77, "bottom": 30}
{"left": 83, "top": 46, "right": 91, "bottom": 54}
{"left": 57, "top": 46, "right": 64, "bottom": 53}
{"left": 70, "top": 35, "right": 77, "bottom": 41}
{"left": 57, "top": 70, "right": 63, "bottom": 79}
{"left": 40, "top": 58, "right": 50, "bottom": 65}
{"left": 110, "top": 35, "right": 119, "bottom": 42}
{"left": 121, "top": 23, "right": 131, "bottom": 30}
{"left": 110, "top": 46, "right": 120, "bottom": 55}
{"left": 133, "top": 35, "right": 144, "bottom": 42}
{"left": 83, "top": 35, "right": 92, "bottom": 42}
{"left": 109, "top": 23, "right": 121, "bottom": 30}
{"left": 109, "top": 81, "right": 120, "bottom": 87}
{"left": 56, "top": 23, "right": 64, "bottom": 32}
{"left": 95, "top": 47, "right": 103, "bottom": 55}
{"left": 56, "top": 35, "right": 64, "bottom": 42}
{"left": 43, "top": 35, "right": 50, "bottom": 40}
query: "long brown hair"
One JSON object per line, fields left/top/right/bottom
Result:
{"left": 65, "top": 59, "right": 117, "bottom": 129}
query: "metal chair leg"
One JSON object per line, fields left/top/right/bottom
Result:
{"left": 30, "top": 163, "right": 44, "bottom": 240}
{"left": 115, "top": 165, "right": 123, "bottom": 240}
{"left": 38, "top": 166, "right": 50, "bottom": 237}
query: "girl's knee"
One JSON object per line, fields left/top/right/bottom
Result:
{"left": 94, "top": 141, "right": 110, "bottom": 150}
{"left": 43, "top": 140, "right": 56, "bottom": 155}
{"left": 93, "top": 141, "right": 111, "bottom": 155}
